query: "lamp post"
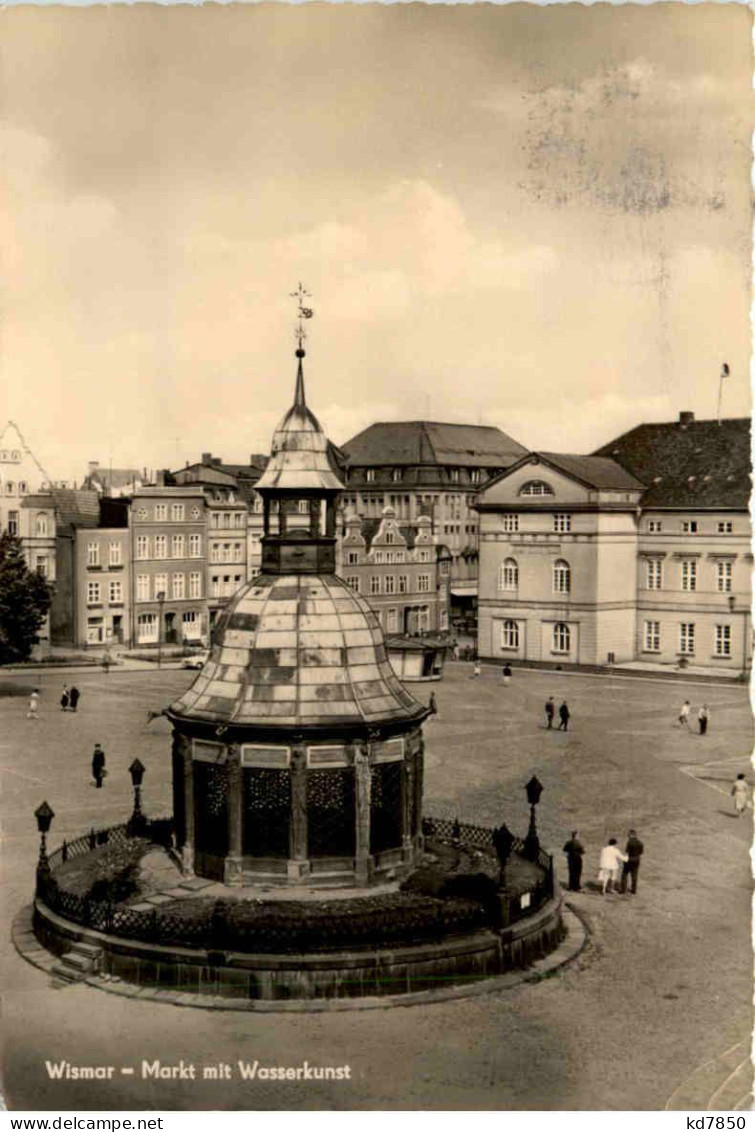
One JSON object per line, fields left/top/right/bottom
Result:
{"left": 156, "top": 590, "right": 166, "bottom": 668}
{"left": 34, "top": 800, "right": 55, "bottom": 876}
{"left": 522, "top": 775, "right": 544, "bottom": 862}
{"left": 128, "top": 758, "right": 147, "bottom": 836}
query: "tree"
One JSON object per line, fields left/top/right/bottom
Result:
{"left": 0, "top": 532, "right": 53, "bottom": 664}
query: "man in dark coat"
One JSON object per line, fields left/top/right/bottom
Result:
{"left": 562, "top": 830, "right": 584, "bottom": 891}
{"left": 91, "top": 743, "right": 106, "bottom": 789}
{"left": 69, "top": 686, "right": 81, "bottom": 713}
{"left": 558, "top": 701, "right": 570, "bottom": 731}
{"left": 620, "top": 829, "right": 644, "bottom": 894}
{"left": 545, "top": 697, "right": 555, "bottom": 729}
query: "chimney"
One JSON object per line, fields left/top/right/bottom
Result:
{"left": 202, "top": 452, "right": 213, "bottom": 466}
{"left": 679, "top": 411, "right": 695, "bottom": 428}
{"left": 156, "top": 470, "right": 167, "bottom": 487}
{"left": 88, "top": 460, "right": 100, "bottom": 471}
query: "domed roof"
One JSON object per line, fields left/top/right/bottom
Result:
{"left": 168, "top": 573, "right": 427, "bottom": 731}
{"left": 255, "top": 355, "right": 343, "bottom": 493}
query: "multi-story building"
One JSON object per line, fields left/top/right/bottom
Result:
{"left": 205, "top": 495, "right": 248, "bottom": 632}
{"left": 77, "top": 523, "right": 131, "bottom": 647}
{"left": 0, "top": 426, "right": 57, "bottom": 590}
{"left": 173, "top": 453, "right": 266, "bottom": 578}
{"left": 339, "top": 507, "right": 452, "bottom": 635}
{"left": 340, "top": 421, "right": 527, "bottom": 627}
{"left": 50, "top": 490, "right": 110, "bottom": 646}
{"left": 476, "top": 412, "right": 752, "bottom": 673}
{"left": 131, "top": 481, "right": 208, "bottom": 647}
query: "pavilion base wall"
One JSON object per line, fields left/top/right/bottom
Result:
{"left": 33, "top": 895, "right": 565, "bottom": 1002}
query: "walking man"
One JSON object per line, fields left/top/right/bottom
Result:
{"left": 562, "top": 830, "right": 585, "bottom": 892}
{"left": 698, "top": 704, "right": 710, "bottom": 736}
{"left": 472, "top": 660, "right": 481, "bottom": 678}
{"left": 545, "top": 697, "right": 555, "bottom": 729}
{"left": 91, "top": 743, "right": 106, "bottom": 789}
{"left": 69, "top": 686, "right": 81, "bottom": 713}
{"left": 678, "top": 700, "right": 691, "bottom": 729}
{"left": 731, "top": 774, "right": 750, "bottom": 817}
{"left": 558, "top": 701, "right": 570, "bottom": 731}
{"left": 620, "top": 829, "right": 644, "bottom": 894}
{"left": 501, "top": 663, "right": 512, "bottom": 686}
{"left": 60, "top": 685, "right": 70, "bottom": 712}
{"left": 598, "top": 838, "right": 627, "bottom": 895}
{"left": 27, "top": 688, "right": 40, "bottom": 720}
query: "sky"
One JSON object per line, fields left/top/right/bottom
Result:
{"left": 2, "top": 3, "right": 752, "bottom": 484}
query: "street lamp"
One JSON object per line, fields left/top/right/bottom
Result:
{"left": 34, "top": 800, "right": 55, "bottom": 874}
{"left": 522, "top": 775, "right": 544, "bottom": 862}
{"left": 127, "top": 758, "right": 147, "bottom": 836}
{"left": 156, "top": 590, "right": 166, "bottom": 668}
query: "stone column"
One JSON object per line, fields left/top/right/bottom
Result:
{"left": 224, "top": 746, "right": 243, "bottom": 886}
{"left": 354, "top": 746, "right": 373, "bottom": 886}
{"left": 402, "top": 746, "right": 414, "bottom": 862}
{"left": 288, "top": 747, "right": 310, "bottom": 882}
{"left": 180, "top": 735, "right": 195, "bottom": 876}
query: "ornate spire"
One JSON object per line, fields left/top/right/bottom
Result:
{"left": 290, "top": 282, "right": 313, "bottom": 409}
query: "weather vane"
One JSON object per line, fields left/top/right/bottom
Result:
{"left": 290, "top": 282, "right": 314, "bottom": 353}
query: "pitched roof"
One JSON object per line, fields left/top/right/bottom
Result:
{"left": 84, "top": 468, "right": 142, "bottom": 490}
{"left": 342, "top": 421, "right": 527, "bottom": 467}
{"left": 537, "top": 453, "right": 645, "bottom": 491}
{"left": 593, "top": 416, "right": 751, "bottom": 508}
{"left": 47, "top": 488, "right": 101, "bottom": 532}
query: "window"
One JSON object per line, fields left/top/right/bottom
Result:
{"left": 5, "top": 482, "right": 14, "bottom": 495}
{"left": 189, "top": 572, "right": 202, "bottom": 598}
{"left": 190, "top": 506, "right": 201, "bottom": 520}
{"left": 86, "top": 617, "right": 104, "bottom": 645}
{"left": 210, "top": 513, "right": 220, "bottom": 529}
{"left": 347, "top": 551, "right": 360, "bottom": 565}
{"left": 18, "top": 481, "right": 27, "bottom": 494}
{"left": 682, "top": 520, "right": 698, "bottom": 534}
{"left": 108, "top": 580, "right": 123, "bottom": 604}
{"left": 553, "top": 514, "right": 572, "bottom": 533}
{"left": 471, "top": 470, "right": 482, "bottom": 485}
{"left": 109, "top": 542, "right": 122, "bottom": 567}
{"left": 519, "top": 480, "right": 554, "bottom": 497}
{"left": 36, "top": 513, "right": 48, "bottom": 537}
{"left": 154, "top": 535, "right": 167, "bottom": 559}
{"left": 680, "top": 623, "right": 695, "bottom": 654}
{"left": 171, "top": 503, "right": 185, "bottom": 522}
{"left": 386, "top": 608, "right": 398, "bottom": 632}
{"left": 391, "top": 469, "right": 403, "bottom": 483}
{"left": 36, "top": 555, "right": 48, "bottom": 577}
{"left": 346, "top": 576, "right": 360, "bottom": 593}
{"left": 189, "top": 534, "right": 201, "bottom": 558}
{"left": 501, "top": 620, "right": 519, "bottom": 650}
{"left": 172, "top": 534, "right": 185, "bottom": 558}
{"left": 136, "top": 535, "right": 149, "bottom": 560}
{"left": 136, "top": 574, "right": 150, "bottom": 602}
{"left": 233, "top": 512, "right": 244, "bottom": 528}
{"left": 137, "top": 507, "right": 147, "bottom": 520}
{"left": 366, "top": 469, "right": 376, "bottom": 483}
{"left": 87, "top": 581, "right": 101, "bottom": 605}
{"left": 370, "top": 576, "right": 381, "bottom": 596}
{"left": 154, "top": 504, "right": 167, "bottom": 521}
{"left": 502, "top": 514, "right": 519, "bottom": 532}
{"left": 154, "top": 573, "right": 168, "bottom": 598}
{"left": 646, "top": 559, "right": 663, "bottom": 590}
{"left": 418, "top": 574, "right": 430, "bottom": 593}
{"left": 417, "top": 549, "right": 431, "bottom": 563}
{"left": 211, "top": 575, "right": 220, "bottom": 598}
{"left": 553, "top": 559, "right": 571, "bottom": 594}
{"left": 233, "top": 543, "right": 244, "bottom": 563}
{"left": 87, "top": 542, "right": 100, "bottom": 567}
{"left": 172, "top": 573, "right": 185, "bottom": 600}
{"left": 644, "top": 621, "right": 660, "bottom": 652}
{"left": 681, "top": 560, "right": 697, "bottom": 592}
{"left": 385, "top": 531, "right": 395, "bottom": 545}
{"left": 717, "top": 561, "right": 733, "bottom": 593}
{"left": 647, "top": 520, "right": 662, "bottom": 533}
{"left": 373, "top": 551, "right": 385, "bottom": 564}
{"left": 553, "top": 622, "right": 571, "bottom": 653}
{"left": 718, "top": 521, "right": 733, "bottom": 534}
{"left": 715, "top": 624, "right": 732, "bottom": 657}
{"left": 183, "top": 611, "right": 201, "bottom": 639}
{"left": 499, "top": 558, "right": 518, "bottom": 591}
{"left": 384, "top": 575, "right": 396, "bottom": 595}
{"left": 7, "top": 511, "right": 18, "bottom": 535}
{"left": 398, "top": 575, "right": 408, "bottom": 594}
{"left": 450, "top": 469, "right": 460, "bottom": 483}
{"left": 137, "top": 612, "right": 158, "bottom": 643}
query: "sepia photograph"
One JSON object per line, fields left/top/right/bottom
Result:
{"left": 0, "top": 0, "right": 752, "bottom": 1113}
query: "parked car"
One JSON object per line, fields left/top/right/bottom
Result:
{"left": 182, "top": 650, "right": 209, "bottom": 670}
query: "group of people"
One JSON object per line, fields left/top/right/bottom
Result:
{"left": 563, "top": 829, "right": 644, "bottom": 895}
{"left": 60, "top": 685, "right": 81, "bottom": 712}
{"left": 678, "top": 700, "right": 710, "bottom": 734}
{"left": 545, "top": 697, "right": 570, "bottom": 731}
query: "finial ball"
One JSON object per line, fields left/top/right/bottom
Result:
{"left": 296, "top": 348, "right": 306, "bottom": 359}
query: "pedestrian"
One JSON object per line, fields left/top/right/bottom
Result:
{"left": 60, "top": 685, "right": 70, "bottom": 712}
{"left": 472, "top": 660, "right": 481, "bottom": 678}
{"left": 598, "top": 838, "right": 627, "bottom": 895}
{"left": 698, "top": 704, "right": 709, "bottom": 736}
{"left": 501, "top": 663, "right": 512, "bottom": 686}
{"left": 91, "top": 743, "right": 106, "bottom": 789}
{"left": 545, "top": 697, "right": 555, "bottom": 729}
{"left": 27, "top": 688, "right": 40, "bottom": 720}
{"left": 619, "top": 829, "right": 644, "bottom": 894}
{"left": 102, "top": 654, "right": 111, "bottom": 675}
{"left": 562, "top": 830, "right": 585, "bottom": 892}
{"left": 428, "top": 692, "right": 438, "bottom": 717}
{"left": 678, "top": 700, "right": 690, "bottom": 729}
{"left": 731, "top": 773, "right": 750, "bottom": 817}
{"left": 69, "top": 686, "right": 80, "bottom": 713}
{"left": 558, "top": 701, "right": 570, "bottom": 731}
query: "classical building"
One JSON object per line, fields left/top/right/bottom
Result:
{"left": 476, "top": 412, "right": 752, "bottom": 673}
{"left": 166, "top": 348, "right": 428, "bottom": 887}
{"left": 338, "top": 507, "right": 452, "bottom": 635}
{"left": 173, "top": 453, "right": 267, "bottom": 577}
{"left": 340, "top": 421, "right": 527, "bottom": 628}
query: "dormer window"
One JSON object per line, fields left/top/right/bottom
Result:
{"left": 366, "top": 469, "right": 376, "bottom": 483}
{"left": 519, "top": 480, "right": 554, "bottom": 497}
{"left": 470, "top": 470, "right": 482, "bottom": 485}
{"left": 450, "top": 469, "right": 460, "bottom": 484}
{"left": 391, "top": 469, "right": 402, "bottom": 483}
